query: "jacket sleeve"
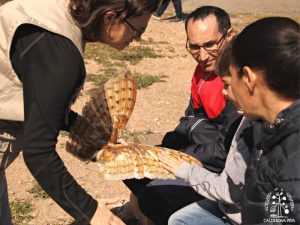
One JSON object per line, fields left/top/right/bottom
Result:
{"left": 161, "top": 97, "right": 219, "bottom": 149}
{"left": 183, "top": 116, "right": 244, "bottom": 173}
{"left": 176, "top": 119, "right": 252, "bottom": 205}
{"left": 60, "top": 110, "right": 78, "bottom": 132}
{"left": 161, "top": 115, "right": 219, "bottom": 150}
{"left": 10, "top": 25, "right": 97, "bottom": 224}
{"left": 182, "top": 141, "right": 227, "bottom": 173}
{"left": 162, "top": 100, "right": 238, "bottom": 173}
{"left": 176, "top": 163, "right": 243, "bottom": 204}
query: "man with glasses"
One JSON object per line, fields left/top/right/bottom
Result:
{"left": 161, "top": 5, "right": 236, "bottom": 175}
{"left": 124, "top": 6, "right": 237, "bottom": 225}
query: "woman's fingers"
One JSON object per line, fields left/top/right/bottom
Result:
{"left": 91, "top": 200, "right": 126, "bottom": 225}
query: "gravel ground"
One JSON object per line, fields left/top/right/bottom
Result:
{"left": 4, "top": 1, "right": 300, "bottom": 224}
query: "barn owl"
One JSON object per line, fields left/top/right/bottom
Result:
{"left": 66, "top": 71, "right": 202, "bottom": 180}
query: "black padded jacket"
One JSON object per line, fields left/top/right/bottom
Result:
{"left": 241, "top": 99, "right": 300, "bottom": 224}
{"left": 162, "top": 98, "right": 238, "bottom": 173}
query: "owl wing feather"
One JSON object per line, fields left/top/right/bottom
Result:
{"left": 66, "top": 70, "right": 203, "bottom": 180}
{"left": 96, "top": 143, "right": 203, "bottom": 180}
{"left": 104, "top": 70, "right": 137, "bottom": 143}
{"left": 66, "top": 70, "right": 136, "bottom": 160}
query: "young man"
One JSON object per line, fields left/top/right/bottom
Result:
{"left": 124, "top": 6, "right": 238, "bottom": 225}
{"left": 160, "top": 39, "right": 261, "bottom": 225}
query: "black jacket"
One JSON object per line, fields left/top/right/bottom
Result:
{"left": 242, "top": 99, "right": 300, "bottom": 224}
{"left": 162, "top": 98, "right": 238, "bottom": 173}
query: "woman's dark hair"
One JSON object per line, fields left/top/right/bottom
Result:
{"left": 69, "top": 0, "right": 160, "bottom": 41}
{"left": 215, "top": 38, "right": 235, "bottom": 77}
{"left": 231, "top": 17, "right": 300, "bottom": 100}
{"left": 185, "top": 6, "right": 231, "bottom": 34}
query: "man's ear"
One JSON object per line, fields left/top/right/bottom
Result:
{"left": 103, "top": 11, "right": 118, "bottom": 26}
{"left": 226, "top": 27, "right": 235, "bottom": 42}
{"left": 242, "top": 66, "right": 257, "bottom": 95}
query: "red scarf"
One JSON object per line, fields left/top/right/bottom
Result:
{"left": 191, "top": 64, "right": 226, "bottom": 119}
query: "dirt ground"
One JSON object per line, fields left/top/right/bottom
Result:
{"left": 5, "top": 0, "right": 300, "bottom": 224}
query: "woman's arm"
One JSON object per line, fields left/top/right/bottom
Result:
{"left": 10, "top": 24, "right": 96, "bottom": 223}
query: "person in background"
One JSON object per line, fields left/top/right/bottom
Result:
{"left": 0, "top": 0, "right": 160, "bottom": 224}
{"left": 124, "top": 6, "right": 238, "bottom": 225}
{"left": 229, "top": 17, "right": 300, "bottom": 224}
{"left": 152, "top": 0, "right": 183, "bottom": 22}
{"left": 159, "top": 39, "right": 261, "bottom": 225}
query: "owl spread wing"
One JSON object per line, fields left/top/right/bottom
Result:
{"left": 66, "top": 70, "right": 203, "bottom": 180}
{"left": 96, "top": 143, "right": 203, "bottom": 180}
{"left": 66, "top": 70, "right": 135, "bottom": 160}
{"left": 65, "top": 85, "right": 112, "bottom": 160}
{"left": 103, "top": 70, "right": 137, "bottom": 143}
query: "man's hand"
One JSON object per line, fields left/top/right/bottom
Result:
{"left": 90, "top": 199, "right": 126, "bottom": 225}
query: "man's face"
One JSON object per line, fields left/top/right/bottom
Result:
{"left": 186, "top": 15, "right": 227, "bottom": 73}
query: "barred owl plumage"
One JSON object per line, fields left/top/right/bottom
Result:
{"left": 96, "top": 143, "right": 202, "bottom": 180}
{"left": 66, "top": 70, "right": 202, "bottom": 180}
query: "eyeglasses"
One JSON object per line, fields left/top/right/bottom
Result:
{"left": 186, "top": 32, "right": 227, "bottom": 54}
{"left": 124, "top": 18, "right": 145, "bottom": 38}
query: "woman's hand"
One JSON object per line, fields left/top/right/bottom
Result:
{"left": 107, "top": 138, "right": 128, "bottom": 147}
{"left": 159, "top": 154, "right": 190, "bottom": 175}
{"left": 117, "top": 138, "right": 128, "bottom": 145}
{"left": 90, "top": 199, "right": 126, "bottom": 225}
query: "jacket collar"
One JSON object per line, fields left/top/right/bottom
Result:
{"left": 261, "top": 99, "right": 300, "bottom": 152}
